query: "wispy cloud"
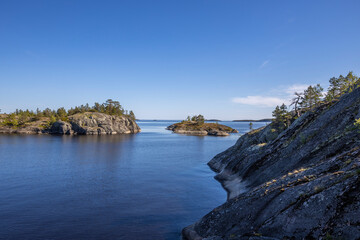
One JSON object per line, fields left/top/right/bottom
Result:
{"left": 285, "top": 84, "right": 309, "bottom": 95}
{"left": 232, "top": 96, "right": 287, "bottom": 107}
{"left": 259, "top": 60, "right": 269, "bottom": 69}
{"left": 232, "top": 83, "right": 312, "bottom": 107}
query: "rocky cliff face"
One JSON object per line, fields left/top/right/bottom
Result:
{"left": 0, "top": 112, "right": 140, "bottom": 135}
{"left": 51, "top": 112, "right": 141, "bottom": 135}
{"left": 183, "top": 87, "right": 360, "bottom": 239}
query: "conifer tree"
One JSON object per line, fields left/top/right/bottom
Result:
{"left": 272, "top": 104, "right": 290, "bottom": 129}
{"left": 302, "top": 84, "right": 323, "bottom": 109}
{"left": 129, "top": 110, "right": 136, "bottom": 120}
{"left": 291, "top": 92, "right": 304, "bottom": 117}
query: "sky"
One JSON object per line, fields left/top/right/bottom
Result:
{"left": 1, "top": 0, "right": 360, "bottom": 120}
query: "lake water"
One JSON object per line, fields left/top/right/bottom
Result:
{"left": 0, "top": 121, "right": 267, "bottom": 240}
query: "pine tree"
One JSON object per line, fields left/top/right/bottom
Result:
{"left": 129, "top": 110, "right": 136, "bottom": 120}
{"left": 190, "top": 115, "right": 205, "bottom": 124}
{"left": 272, "top": 104, "right": 290, "bottom": 129}
{"left": 302, "top": 84, "right": 323, "bottom": 109}
{"left": 56, "top": 107, "right": 67, "bottom": 120}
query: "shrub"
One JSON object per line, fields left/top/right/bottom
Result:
{"left": 300, "top": 134, "right": 307, "bottom": 144}
{"left": 49, "top": 116, "right": 57, "bottom": 125}
{"left": 2, "top": 114, "right": 19, "bottom": 127}
{"left": 354, "top": 118, "right": 360, "bottom": 132}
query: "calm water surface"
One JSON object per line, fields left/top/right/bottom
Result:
{"left": 0, "top": 121, "right": 267, "bottom": 240}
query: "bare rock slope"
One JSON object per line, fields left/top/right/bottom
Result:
{"left": 183, "top": 87, "right": 360, "bottom": 239}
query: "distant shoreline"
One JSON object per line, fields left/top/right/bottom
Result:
{"left": 232, "top": 119, "right": 272, "bottom": 122}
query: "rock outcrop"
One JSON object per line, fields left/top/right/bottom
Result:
{"left": 49, "top": 120, "right": 73, "bottom": 135}
{"left": 0, "top": 112, "right": 140, "bottom": 135}
{"left": 66, "top": 112, "right": 140, "bottom": 135}
{"left": 167, "top": 122, "right": 238, "bottom": 136}
{"left": 183, "top": 87, "right": 360, "bottom": 239}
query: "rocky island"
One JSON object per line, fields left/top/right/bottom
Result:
{"left": 183, "top": 73, "right": 360, "bottom": 239}
{"left": 167, "top": 115, "right": 238, "bottom": 136}
{"left": 0, "top": 99, "right": 140, "bottom": 135}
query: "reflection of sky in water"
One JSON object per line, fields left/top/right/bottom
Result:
{"left": 0, "top": 121, "right": 267, "bottom": 239}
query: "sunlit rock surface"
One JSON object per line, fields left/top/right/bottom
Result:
{"left": 0, "top": 112, "right": 140, "bottom": 135}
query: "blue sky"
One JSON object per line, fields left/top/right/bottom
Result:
{"left": 1, "top": 0, "right": 359, "bottom": 120}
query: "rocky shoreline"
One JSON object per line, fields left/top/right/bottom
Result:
{"left": 182, "top": 87, "right": 360, "bottom": 239}
{"left": 0, "top": 112, "right": 140, "bottom": 135}
{"left": 167, "top": 122, "right": 238, "bottom": 136}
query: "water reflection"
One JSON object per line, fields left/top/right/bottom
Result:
{"left": 60, "top": 135, "right": 136, "bottom": 164}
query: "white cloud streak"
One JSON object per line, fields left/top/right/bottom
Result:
{"left": 232, "top": 84, "right": 312, "bottom": 107}
{"left": 232, "top": 96, "right": 287, "bottom": 107}
{"left": 259, "top": 60, "right": 269, "bottom": 69}
{"left": 285, "top": 84, "right": 309, "bottom": 95}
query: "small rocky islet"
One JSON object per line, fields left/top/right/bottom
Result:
{"left": 0, "top": 112, "right": 140, "bottom": 135}
{"left": 167, "top": 120, "right": 238, "bottom": 136}
{"left": 0, "top": 100, "right": 141, "bottom": 135}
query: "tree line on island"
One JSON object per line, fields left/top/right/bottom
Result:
{"left": 272, "top": 71, "right": 360, "bottom": 131}
{"left": 184, "top": 114, "right": 205, "bottom": 124}
{"left": 0, "top": 99, "right": 136, "bottom": 128}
